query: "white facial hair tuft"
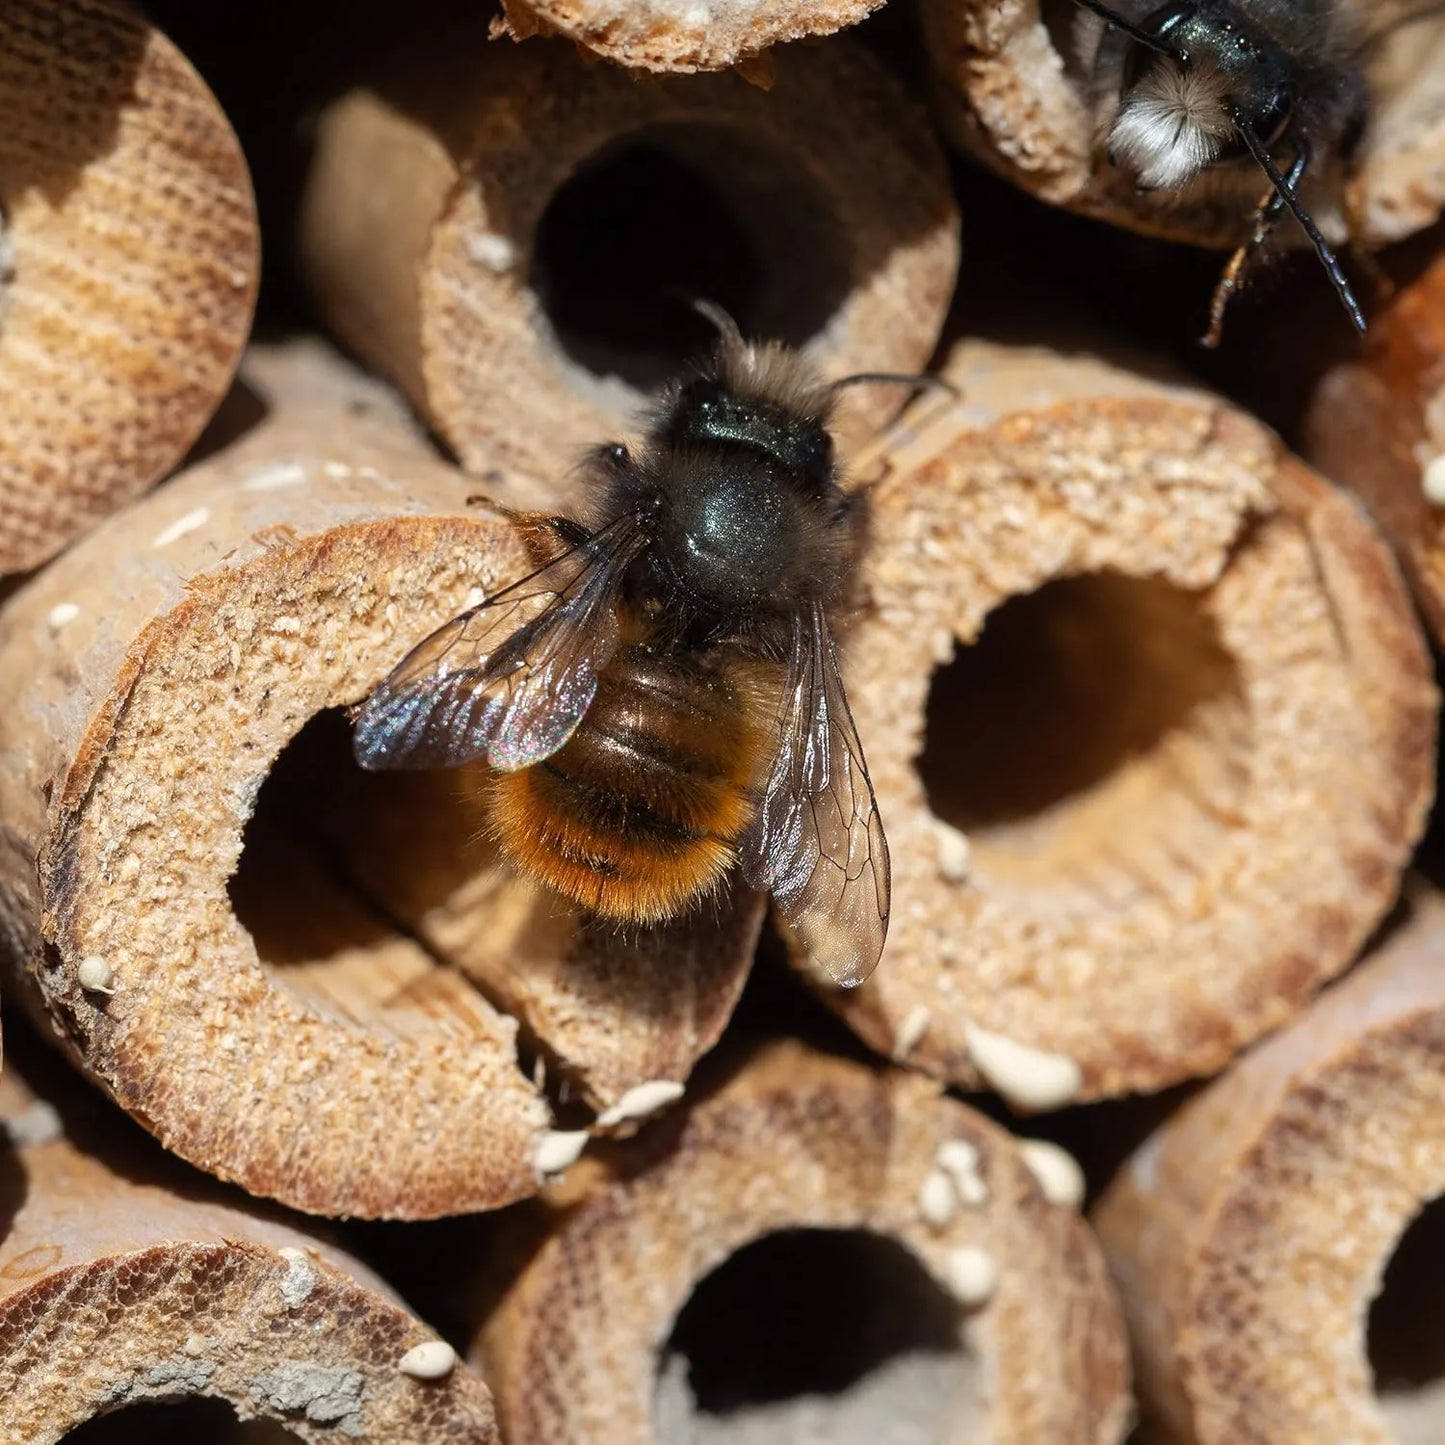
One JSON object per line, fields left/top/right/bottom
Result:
{"left": 1109, "top": 59, "right": 1237, "bottom": 190}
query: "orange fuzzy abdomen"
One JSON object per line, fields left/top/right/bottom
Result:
{"left": 484, "top": 640, "right": 775, "bottom": 924}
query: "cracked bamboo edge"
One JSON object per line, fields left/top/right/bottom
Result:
{"left": 297, "top": 34, "right": 958, "bottom": 489}
{"left": 0, "top": 1064, "right": 496, "bottom": 1443}
{"left": 1305, "top": 248, "right": 1445, "bottom": 646}
{"left": 1092, "top": 884, "right": 1445, "bottom": 1444}
{"left": 0, "top": 0, "right": 258, "bottom": 576}
{"left": 493, "top": 0, "right": 885, "bottom": 73}
{"left": 918, "top": 0, "right": 1445, "bottom": 248}
{"left": 0, "top": 341, "right": 762, "bottom": 1220}
{"left": 807, "top": 340, "right": 1436, "bottom": 1105}
{"left": 471, "top": 1041, "right": 1131, "bottom": 1444}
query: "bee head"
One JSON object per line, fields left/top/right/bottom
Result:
{"left": 1098, "top": 1, "right": 1294, "bottom": 190}
{"left": 644, "top": 374, "right": 847, "bottom": 613}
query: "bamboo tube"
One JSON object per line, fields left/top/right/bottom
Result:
{"left": 1092, "top": 885, "right": 1445, "bottom": 1444}
{"left": 469, "top": 1041, "right": 1131, "bottom": 1444}
{"left": 803, "top": 341, "right": 1436, "bottom": 1105}
{"left": 298, "top": 32, "right": 959, "bottom": 486}
{"left": 919, "top": 0, "right": 1445, "bottom": 250}
{"left": 0, "top": 340, "right": 762, "bottom": 1220}
{"left": 491, "top": 0, "right": 886, "bottom": 73}
{"left": 0, "top": 1058, "right": 498, "bottom": 1444}
{"left": 1305, "top": 248, "right": 1445, "bottom": 646}
{"left": 0, "top": 0, "right": 259, "bottom": 576}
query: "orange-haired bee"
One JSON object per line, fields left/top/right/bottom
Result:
{"left": 352, "top": 321, "right": 898, "bottom": 987}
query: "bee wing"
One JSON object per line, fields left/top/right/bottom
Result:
{"left": 352, "top": 514, "right": 647, "bottom": 773}
{"left": 740, "top": 605, "right": 890, "bottom": 988}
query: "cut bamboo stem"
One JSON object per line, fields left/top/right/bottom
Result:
{"left": 810, "top": 341, "right": 1435, "bottom": 1104}
{"left": 298, "top": 30, "right": 958, "bottom": 488}
{"left": 1092, "top": 884, "right": 1445, "bottom": 1444}
{"left": 469, "top": 1041, "right": 1131, "bottom": 1444}
{"left": 492, "top": 0, "right": 885, "bottom": 73}
{"left": 0, "top": 0, "right": 258, "bottom": 575}
{"left": 919, "top": 0, "right": 1445, "bottom": 250}
{"left": 1305, "top": 249, "right": 1445, "bottom": 646}
{"left": 0, "top": 1057, "right": 497, "bottom": 1442}
{"left": 0, "top": 340, "right": 762, "bottom": 1220}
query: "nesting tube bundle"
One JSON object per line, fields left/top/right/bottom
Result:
{"left": 470, "top": 1042, "right": 1132, "bottom": 1443}
{"left": 1306, "top": 250, "right": 1445, "bottom": 645}
{"left": 0, "top": 1065, "right": 498, "bottom": 1442}
{"left": 493, "top": 0, "right": 886, "bottom": 73}
{"left": 298, "top": 32, "right": 959, "bottom": 489}
{"left": 918, "top": 0, "right": 1445, "bottom": 249}
{"left": 807, "top": 342, "right": 1436, "bottom": 1106}
{"left": 0, "top": 342, "right": 763, "bottom": 1220}
{"left": 1093, "top": 886, "right": 1445, "bottom": 1443}
{"left": 0, "top": 0, "right": 258, "bottom": 575}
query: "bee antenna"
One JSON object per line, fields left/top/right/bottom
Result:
{"left": 1070, "top": 0, "right": 1173, "bottom": 52}
{"left": 1232, "top": 117, "right": 1367, "bottom": 337}
{"left": 832, "top": 372, "right": 959, "bottom": 400}
{"left": 689, "top": 298, "right": 746, "bottom": 350}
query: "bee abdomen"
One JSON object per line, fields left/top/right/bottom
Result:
{"left": 484, "top": 642, "right": 773, "bottom": 923}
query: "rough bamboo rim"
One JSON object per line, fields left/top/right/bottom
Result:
{"left": 1093, "top": 884, "right": 1445, "bottom": 1444}
{"left": 0, "top": 342, "right": 762, "bottom": 1219}
{"left": 0, "top": 1062, "right": 497, "bottom": 1442}
{"left": 1306, "top": 248, "right": 1445, "bottom": 646}
{"left": 492, "top": 0, "right": 886, "bottom": 73}
{"left": 298, "top": 32, "right": 959, "bottom": 489}
{"left": 471, "top": 1041, "right": 1131, "bottom": 1443}
{"left": 802, "top": 340, "right": 1436, "bottom": 1105}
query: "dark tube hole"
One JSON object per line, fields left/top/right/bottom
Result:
{"left": 654, "top": 1228, "right": 983, "bottom": 1442}
{"left": 531, "top": 124, "right": 853, "bottom": 392}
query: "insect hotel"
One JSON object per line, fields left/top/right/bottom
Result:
{"left": 1, "top": 1, "right": 1445, "bottom": 1441}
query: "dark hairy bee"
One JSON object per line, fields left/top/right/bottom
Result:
{"left": 352, "top": 320, "right": 896, "bottom": 988}
{"left": 1072, "top": 0, "right": 1443, "bottom": 343}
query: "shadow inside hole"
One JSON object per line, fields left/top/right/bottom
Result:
{"left": 1369, "top": 1192, "right": 1445, "bottom": 1442}
{"left": 921, "top": 571, "right": 1246, "bottom": 841}
{"left": 531, "top": 124, "right": 854, "bottom": 392}
{"left": 63, "top": 1397, "right": 302, "bottom": 1444}
{"left": 656, "top": 1229, "right": 977, "bottom": 1443}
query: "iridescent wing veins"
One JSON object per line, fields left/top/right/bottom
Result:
{"left": 739, "top": 605, "right": 890, "bottom": 987}
{"left": 352, "top": 514, "right": 647, "bottom": 773}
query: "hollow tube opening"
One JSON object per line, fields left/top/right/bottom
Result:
{"left": 531, "top": 123, "right": 854, "bottom": 393}
{"left": 920, "top": 571, "right": 1251, "bottom": 902}
{"left": 654, "top": 1228, "right": 982, "bottom": 1444}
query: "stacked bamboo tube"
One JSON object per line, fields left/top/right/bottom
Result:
{"left": 0, "top": 1051, "right": 499, "bottom": 1442}
{"left": 1095, "top": 885, "right": 1445, "bottom": 1442}
{"left": 5, "top": 0, "right": 1445, "bottom": 1441}
{"left": 0, "top": 0, "right": 258, "bottom": 576}
{"left": 920, "top": 0, "right": 1445, "bottom": 250}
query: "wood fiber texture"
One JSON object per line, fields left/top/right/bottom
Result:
{"left": 0, "top": 0, "right": 258, "bottom": 575}
{"left": 472, "top": 1042, "right": 1132, "bottom": 1444}
{"left": 0, "top": 343, "right": 761, "bottom": 1219}
{"left": 1306, "top": 250, "right": 1445, "bottom": 645}
{"left": 809, "top": 342, "right": 1436, "bottom": 1103}
{"left": 0, "top": 1067, "right": 497, "bottom": 1442}
{"left": 299, "top": 32, "right": 958, "bottom": 487}
{"left": 1093, "top": 885, "right": 1445, "bottom": 1444}
{"left": 494, "top": 0, "right": 887, "bottom": 72}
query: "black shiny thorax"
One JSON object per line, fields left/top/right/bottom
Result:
{"left": 598, "top": 375, "right": 853, "bottom": 641}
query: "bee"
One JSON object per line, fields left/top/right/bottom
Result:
{"left": 1071, "top": 0, "right": 1442, "bottom": 343}
{"left": 351, "top": 318, "right": 900, "bottom": 988}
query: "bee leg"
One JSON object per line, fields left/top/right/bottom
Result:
{"left": 1202, "top": 145, "right": 1305, "bottom": 350}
